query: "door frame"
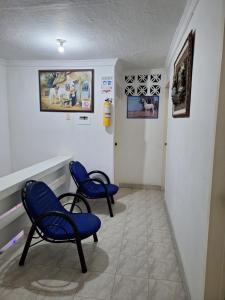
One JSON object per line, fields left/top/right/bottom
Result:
{"left": 161, "top": 81, "right": 170, "bottom": 190}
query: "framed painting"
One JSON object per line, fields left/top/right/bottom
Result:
{"left": 127, "top": 95, "right": 159, "bottom": 119}
{"left": 39, "top": 69, "right": 94, "bottom": 112}
{"left": 171, "top": 31, "right": 195, "bottom": 118}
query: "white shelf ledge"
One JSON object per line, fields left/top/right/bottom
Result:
{"left": 0, "top": 156, "right": 71, "bottom": 201}
{"left": 0, "top": 174, "right": 67, "bottom": 231}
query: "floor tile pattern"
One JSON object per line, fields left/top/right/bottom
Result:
{"left": 0, "top": 189, "right": 187, "bottom": 299}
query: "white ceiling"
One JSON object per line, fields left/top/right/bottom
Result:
{"left": 0, "top": 0, "right": 187, "bottom": 69}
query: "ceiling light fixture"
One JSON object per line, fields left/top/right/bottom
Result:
{"left": 56, "top": 39, "right": 66, "bottom": 53}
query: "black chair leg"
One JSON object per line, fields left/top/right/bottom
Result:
{"left": 106, "top": 196, "right": 114, "bottom": 217}
{"left": 76, "top": 240, "right": 87, "bottom": 273}
{"left": 19, "top": 225, "right": 35, "bottom": 266}
{"left": 93, "top": 233, "right": 98, "bottom": 242}
{"left": 111, "top": 195, "right": 115, "bottom": 204}
{"left": 70, "top": 194, "right": 78, "bottom": 212}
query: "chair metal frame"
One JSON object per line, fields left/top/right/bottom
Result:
{"left": 69, "top": 161, "right": 115, "bottom": 217}
{"left": 19, "top": 180, "right": 98, "bottom": 273}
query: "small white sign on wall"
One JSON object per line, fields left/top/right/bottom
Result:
{"left": 101, "top": 76, "right": 113, "bottom": 94}
{"left": 75, "top": 113, "right": 91, "bottom": 125}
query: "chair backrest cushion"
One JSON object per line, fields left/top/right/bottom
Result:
{"left": 70, "top": 161, "right": 89, "bottom": 186}
{"left": 24, "top": 181, "right": 64, "bottom": 221}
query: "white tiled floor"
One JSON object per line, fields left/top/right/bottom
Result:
{"left": 0, "top": 189, "right": 187, "bottom": 300}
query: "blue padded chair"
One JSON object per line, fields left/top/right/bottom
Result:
{"left": 19, "top": 180, "right": 101, "bottom": 273}
{"left": 69, "top": 161, "right": 119, "bottom": 217}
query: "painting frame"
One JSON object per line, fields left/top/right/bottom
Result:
{"left": 172, "top": 30, "right": 195, "bottom": 118}
{"left": 39, "top": 69, "right": 94, "bottom": 113}
{"left": 127, "top": 95, "right": 159, "bottom": 119}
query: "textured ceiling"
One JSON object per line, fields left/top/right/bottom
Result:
{"left": 0, "top": 0, "right": 187, "bottom": 69}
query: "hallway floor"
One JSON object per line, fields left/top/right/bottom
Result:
{"left": 0, "top": 189, "right": 187, "bottom": 300}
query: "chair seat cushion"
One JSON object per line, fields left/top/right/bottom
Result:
{"left": 42, "top": 213, "right": 101, "bottom": 240}
{"left": 83, "top": 183, "right": 119, "bottom": 198}
{"left": 70, "top": 213, "right": 101, "bottom": 239}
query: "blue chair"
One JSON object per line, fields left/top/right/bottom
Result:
{"left": 69, "top": 161, "right": 119, "bottom": 217}
{"left": 19, "top": 180, "right": 101, "bottom": 273}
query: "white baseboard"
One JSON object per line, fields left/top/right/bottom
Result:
{"left": 119, "top": 183, "right": 161, "bottom": 190}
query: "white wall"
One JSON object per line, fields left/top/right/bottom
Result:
{"left": 165, "top": 0, "right": 225, "bottom": 299}
{"left": 0, "top": 60, "right": 11, "bottom": 176}
{"left": 204, "top": 26, "right": 225, "bottom": 300}
{"left": 6, "top": 59, "right": 117, "bottom": 184}
{"left": 115, "top": 69, "right": 166, "bottom": 187}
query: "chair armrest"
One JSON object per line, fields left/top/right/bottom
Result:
{"left": 80, "top": 178, "right": 108, "bottom": 195}
{"left": 58, "top": 192, "right": 91, "bottom": 213}
{"left": 58, "top": 192, "right": 77, "bottom": 201}
{"left": 35, "top": 210, "right": 79, "bottom": 239}
{"left": 88, "top": 170, "right": 110, "bottom": 184}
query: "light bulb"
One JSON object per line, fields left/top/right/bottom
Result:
{"left": 56, "top": 39, "right": 66, "bottom": 53}
{"left": 58, "top": 45, "right": 64, "bottom": 53}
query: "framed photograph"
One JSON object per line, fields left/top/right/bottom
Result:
{"left": 39, "top": 69, "right": 94, "bottom": 112}
{"left": 127, "top": 95, "right": 159, "bottom": 119}
{"left": 172, "top": 31, "right": 195, "bottom": 118}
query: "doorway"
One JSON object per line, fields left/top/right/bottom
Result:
{"left": 114, "top": 71, "right": 168, "bottom": 189}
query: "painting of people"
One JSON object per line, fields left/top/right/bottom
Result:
{"left": 39, "top": 69, "right": 94, "bottom": 112}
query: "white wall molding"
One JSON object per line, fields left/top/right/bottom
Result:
{"left": 165, "top": 0, "right": 200, "bottom": 69}
{"left": 6, "top": 58, "right": 118, "bottom": 68}
{"left": 122, "top": 68, "right": 165, "bottom": 76}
